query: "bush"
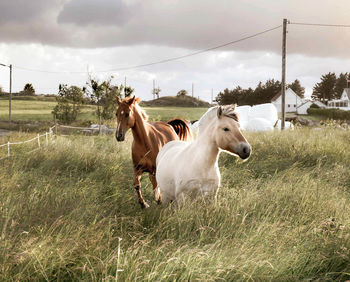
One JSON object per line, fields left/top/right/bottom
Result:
{"left": 307, "top": 107, "right": 350, "bottom": 120}
{"left": 52, "top": 84, "right": 84, "bottom": 124}
{"left": 86, "top": 77, "right": 123, "bottom": 120}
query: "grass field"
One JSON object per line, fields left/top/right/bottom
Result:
{"left": 0, "top": 99, "right": 208, "bottom": 124}
{"left": 1, "top": 128, "right": 350, "bottom": 280}
{"left": 0, "top": 100, "right": 96, "bottom": 122}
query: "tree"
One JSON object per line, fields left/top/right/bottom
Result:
{"left": 177, "top": 89, "right": 188, "bottom": 97}
{"left": 287, "top": 79, "right": 305, "bottom": 98}
{"left": 52, "top": 84, "right": 84, "bottom": 124}
{"left": 215, "top": 86, "right": 254, "bottom": 105}
{"left": 312, "top": 72, "right": 337, "bottom": 103}
{"left": 22, "top": 83, "right": 35, "bottom": 95}
{"left": 124, "top": 86, "right": 134, "bottom": 98}
{"left": 86, "top": 76, "right": 123, "bottom": 121}
{"left": 215, "top": 79, "right": 280, "bottom": 106}
{"left": 253, "top": 79, "right": 281, "bottom": 104}
{"left": 0, "top": 85, "right": 3, "bottom": 95}
{"left": 334, "top": 72, "right": 349, "bottom": 98}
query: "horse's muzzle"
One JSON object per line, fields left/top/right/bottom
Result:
{"left": 116, "top": 133, "right": 125, "bottom": 142}
{"left": 236, "top": 142, "right": 251, "bottom": 160}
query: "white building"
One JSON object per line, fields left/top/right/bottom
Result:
{"left": 296, "top": 100, "right": 326, "bottom": 115}
{"left": 328, "top": 88, "right": 350, "bottom": 110}
{"left": 271, "top": 88, "right": 304, "bottom": 113}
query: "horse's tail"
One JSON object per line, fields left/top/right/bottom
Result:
{"left": 167, "top": 118, "right": 192, "bottom": 141}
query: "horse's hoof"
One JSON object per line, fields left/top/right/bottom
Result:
{"left": 141, "top": 202, "right": 150, "bottom": 209}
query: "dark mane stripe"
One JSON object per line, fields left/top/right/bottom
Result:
{"left": 167, "top": 119, "right": 192, "bottom": 141}
{"left": 221, "top": 105, "right": 239, "bottom": 121}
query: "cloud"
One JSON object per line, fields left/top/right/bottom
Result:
{"left": 0, "top": 0, "right": 349, "bottom": 58}
{"left": 1, "top": 43, "right": 349, "bottom": 102}
{"left": 0, "top": 0, "right": 55, "bottom": 24}
{"left": 57, "top": 0, "right": 134, "bottom": 26}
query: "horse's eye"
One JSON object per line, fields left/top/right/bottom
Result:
{"left": 223, "top": 127, "right": 230, "bottom": 132}
{"left": 125, "top": 113, "right": 129, "bottom": 118}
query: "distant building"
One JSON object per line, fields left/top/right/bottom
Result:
{"left": 328, "top": 88, "right": 350, "bottom": 110}
{"left": 296, "top": 100, "right": 326, "bottom": 115}
{"left": 271, "top": 88, "right": 304, "bottom": 113}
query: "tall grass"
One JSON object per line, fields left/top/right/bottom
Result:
{"left": 1, "top": 128, "right": 350, "bottom": 280}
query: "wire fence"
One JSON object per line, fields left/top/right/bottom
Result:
{"left": 0, "top": 125, "right": 56, "bottom": 160}
{"left": 0, "top": 124, "right": 115, "bottom": 160}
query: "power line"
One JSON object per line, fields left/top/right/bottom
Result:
{"left": 9, "top": 21, "right": 350, "bottom": 75}
{"left": 11, "top": 25, "right": 282, "bottom": 74}
{"left": 101, "top": 25, "right": 282, "bottom": 72}
{"left": 13, "top": 65, "right": 89, "bottom": 74}
{"left": 289, "top": 22, "right": 350, "bottom": 28}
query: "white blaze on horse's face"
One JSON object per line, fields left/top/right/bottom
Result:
{"left": 215, "top": 107, "right": 251, "bottom": 160}
{"left": 115, "top": 102, "right": 135, "bottom": 142}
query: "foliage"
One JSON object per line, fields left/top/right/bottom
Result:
{"left": 177, "top": 89, "right": 188, "bottom": 97}
{"left": 311, "top": 72, "right": 350, "bottom": 102}
{"left": 21, "top": 83, "right": 35, "bottom": 95}
{"left": 52, "top": 84, "right": 84, "bottom": 124}
{"left": 86, "top": 77, "right": 123, "bottom": 120}
{"left": 335, "top": 72, "right": 349, "bottom": 98}
{"left": 1, "top": 129, "right": 350, "bottom": 280}
{"left": 307, "top": 107, "right": 350, "bottom": 120}
{"left": 287, "top": 79, "right": 305, "bottom": 98}
{"left": 309, "top": 103, "right": 320, "bottom": 109}
{"left": 124, "top": 86, "right": 134, "bottom": 98}
{"left": 215, "top": 79, "right": 281, "bottom": 106}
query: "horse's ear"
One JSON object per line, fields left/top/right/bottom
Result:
{"left": 116, "top": 97, "right": 121, "bottom": 105}
{"left": 127, "top": 96, "right": 136, "bottom": 105}
{"left": 217, "top": 106, "right": 223, "bottom": 118}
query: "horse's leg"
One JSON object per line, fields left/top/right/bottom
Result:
{"left": 133, "top": 171, "right": 149, "bottom": 209}
{"left": 149, "top": 173, "right": 161, "bottom": 204}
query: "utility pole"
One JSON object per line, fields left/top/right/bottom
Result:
{"left": 0, "top": 63, "right": 12, "bottom": 124}
{"left": 153, "top": 79, "right": 155, "bottom": 100}
{"left": 192, "top": 83, "right": 194, "bottom": 97}
{"left": 281, "top": 18, "right": 287, "bottom": 130}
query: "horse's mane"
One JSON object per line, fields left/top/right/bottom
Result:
{"left": 135, "top": 103, "right": 149, "bottom": 121}
{"left": 221, "top": 105, "right": 239, "bottom": 121}
{"left": 197, "top": 105, "right": 238, "bottom": 134}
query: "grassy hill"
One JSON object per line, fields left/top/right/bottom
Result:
{"left": 1, "top": 127, "right": 350, "bottom": 280}
{"left": 141, "top": 95, "right": 211, "bottom": 107}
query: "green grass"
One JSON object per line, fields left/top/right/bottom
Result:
{"left": 0, "top": 99, "right": 97, "bottom": 122}
{"left": 0, "top": 99, "right": 208, "bottom": 124}
{"left": 1, "top": 128, "right": 350, "bottom": 280}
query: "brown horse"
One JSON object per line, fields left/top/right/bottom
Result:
{"left": 115, "top": 96, "right": 192, "bottom": 208}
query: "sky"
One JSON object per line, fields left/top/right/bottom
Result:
{"left": 0, "top": 0, "right": 349, "bottom": 102}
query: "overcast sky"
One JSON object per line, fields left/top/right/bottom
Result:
{"left": 0, "top": 0, "right": 349, "bottom": 101}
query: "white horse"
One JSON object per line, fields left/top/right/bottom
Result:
{"left": 156, "top": 105, "right": 251, "bottom": 204}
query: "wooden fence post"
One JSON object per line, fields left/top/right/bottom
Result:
{"left": 7, "top": 141, "right": 10, "bottom": 157}
{"left": 37, "top": 134, "right": 40, "bottom": 148}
